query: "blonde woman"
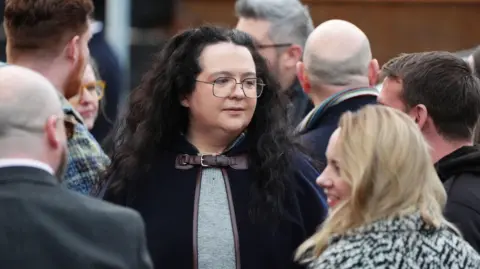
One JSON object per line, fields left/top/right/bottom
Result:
{"left": 69, "top": 60, "right": 105, "bottom": 130}
{"left": 296, "top": 105, "right": 480, "bottom": 268}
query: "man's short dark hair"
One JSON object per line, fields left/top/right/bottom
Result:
{"left": 382, "top": 51, "right": 480, "bottom": 141}
{"left": 3, "top": 0, "right": 94, "bottom": 54}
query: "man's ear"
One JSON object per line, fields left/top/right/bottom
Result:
{"left": 409, "top": 104, "right": 428, "bottom": 130}
{"left": 283, "top": 44, "right": 303, "bottom": 69}
{"left": 65, "top": 35, "right": 80, "bottom": 61}
{"left": 296, "top": 61, "right": 311, "bottom": 94}
{"left": 368, "top": 58, "right": 380, "bottom": 86}
{"left": 45, "top": 115, "right": 61, "bottom": 150}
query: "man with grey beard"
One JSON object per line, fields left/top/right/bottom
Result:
{"left": 0, "top": 65, "right": 153, "bottom": 269}
{"left": 235, "top": 0, "right": 314, "bottom": 127}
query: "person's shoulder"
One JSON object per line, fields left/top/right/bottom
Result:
{"left": 66, "top": 115, "right": 110, "bottom": 166}
{"left": 20, "top": 184, "right": 141, "bottom": 236}
{"left": 448, "top": 172, "right": 480, "bottom": 201}
{"left": 445, "top": 172, "right": 480, "bottom": 219}
{"left": 71, "top": 191, "right": 140, "bottom": 221}
{"left": 51, "top": 189, "right": 142, "bottom": 237}
{"left": 309, "top": 237, "right": 378, "bottom": 269}
{"left": 423, "top": 228, "right": 480, "bottom": 267}
{"left": 46, "top": 190, "right": 148, "bottom": 264}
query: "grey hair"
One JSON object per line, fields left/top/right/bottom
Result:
{"left": 235, "top": 0, "right": 314, "bottom": 49}
{"left": 306, "top": 40, "right": 372, "bottom": 86}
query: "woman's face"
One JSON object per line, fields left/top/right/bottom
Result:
{"left": 181, "top": 42, "right": 258, "bottom": 138}
{"left": 68, "top": 64, "right": 99, "bottom": 130}
{"left": 316, "top": 128, "right": 352, "bottom": 208}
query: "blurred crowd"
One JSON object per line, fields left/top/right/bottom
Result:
{"left": 0, "top": 0, "right": 480, "bottom": 269}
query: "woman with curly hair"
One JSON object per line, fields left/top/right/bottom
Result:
{"left": 101, "top": 26, "right": 327, "bottom": 269}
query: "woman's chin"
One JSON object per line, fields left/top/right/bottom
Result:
{"left": 81, "top": 118, "right": 96, "bottom": 130}
{"left": 78, "top": 112, "right": 97, "bottom": 130}
{"left": 220, "top": 122, "right": 249, "bottom": 135}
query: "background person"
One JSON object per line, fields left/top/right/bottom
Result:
{"left": 69, "top": 60, "right": 105, "bottom": 130}
{"left": 297, "top": 105, "right": 480, "bottom": 268}
{"left": 0, "top": 65, "right": 153, "bottom": 269}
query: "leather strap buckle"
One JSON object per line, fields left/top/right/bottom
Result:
{"left": 175, "top": 154, "right": 248, "bottom": 170}
{"left": 200, "top": 154, "right": 209, "bottom": 167}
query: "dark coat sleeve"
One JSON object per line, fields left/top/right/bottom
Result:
{"left": 286, "top": 155, "right": 328, "bottom": 269}
{"left": 292, "top": 153, "right": 328, "bottom": 236}
{"left": 294, "top": 168, "right": 328, "bottom": 237}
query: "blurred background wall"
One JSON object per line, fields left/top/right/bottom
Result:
{"left": 180, "top": 0, "right": 480, "bottom": 65}
{"left": 1, "top": 0, "right": 479, "bottom": 142}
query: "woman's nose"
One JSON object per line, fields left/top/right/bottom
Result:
{"left": 80, "top": 89, "right": 96, "bottom": 103}
{"left": 230, "top": 82, "right": 246, "bottom": 98}
{"left": 316, "top": 173, "right": 331, "bottom": 188}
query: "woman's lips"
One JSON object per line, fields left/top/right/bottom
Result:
{"left": 79, "top": 109, "right": 96, "bottom": 119}
{"left": 327, "top": 195, "right": 341, "bottom": 207}
{"left": 223, "top": 108, "right": 245, "bottom": 115}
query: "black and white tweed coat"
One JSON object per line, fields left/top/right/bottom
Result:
{"left": 310, "top": 213, "right": 480, "bottom": 269}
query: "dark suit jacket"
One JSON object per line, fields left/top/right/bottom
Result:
{"left": 299, "top": 95, "right": 377, "bottom": 172}
{"left": 0, "top": 166, "right": 153, "bottom": 269}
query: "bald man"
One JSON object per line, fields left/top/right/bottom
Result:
{"left": 296, "top": 20, "right": 379, "bottom": 172}
{"left": 0, "top": 66, "right": 153, "bottom": 268}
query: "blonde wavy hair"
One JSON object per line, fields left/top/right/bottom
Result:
{"left": 295, "top": 104, "right": 457, "bottom": 263}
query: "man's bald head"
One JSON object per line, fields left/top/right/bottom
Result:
{"left": 0, "top": 65, "right": 63, "bottom": 153}
{"left": 303, "top": 19, "right": 374, "bottom": 86}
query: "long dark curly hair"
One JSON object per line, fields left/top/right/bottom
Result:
{"left": 103, "top": 26, "right": 301, "bottom": 219}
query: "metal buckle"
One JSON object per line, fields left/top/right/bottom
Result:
{"left": 200, "top": 154, "right": 209, "bottom": 167}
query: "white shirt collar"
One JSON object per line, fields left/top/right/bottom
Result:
{"left": 0, "top": 158, "right": 54, "bottom": 175}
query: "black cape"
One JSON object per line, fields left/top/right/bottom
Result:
{"left": 104, "top": 134, "right": 327, "bottom": 268}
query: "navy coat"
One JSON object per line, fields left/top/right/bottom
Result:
{"left": 300, "top": 94, "right": 378, "bottom": 172}
{"left": 103, "top": 134, "right": 327, "bottom": 269}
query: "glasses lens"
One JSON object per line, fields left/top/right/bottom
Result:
{"left": 256, "top": 79, "right": 265, "bottom": 97}
{"left": 213, "top": 77, "right": 235, "bottom": 98}
{"left": 96, "top": 81, "right": 105, "bottom": 99}
{"left": 95, "top": 86, "right": 102, "bottom": 97}
{"left": 243, "top": 78, "right": 263, "bottom": 98}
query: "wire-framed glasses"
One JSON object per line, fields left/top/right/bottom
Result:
{"left": 196, "top": 77, "right": 265, "bottom": 98}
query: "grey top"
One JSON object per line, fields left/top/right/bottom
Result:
{"left": 197, "top": 168, "right": 236, "bottom": 269}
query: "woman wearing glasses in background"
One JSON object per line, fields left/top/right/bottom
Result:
{"left": 100, "top": 26, "right": 327, "bottom": 269}
{"left": 69, "top": 60, "right": 105, "bottom": 130}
